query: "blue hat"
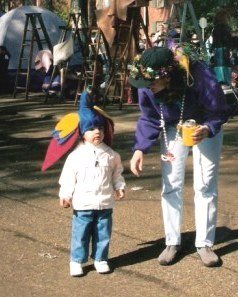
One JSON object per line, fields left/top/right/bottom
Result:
{"left": 79, "top": 91, "right": 105, "bottom": 134}
{"left": 42, "top": 93, "right": 114, "bottom": 171}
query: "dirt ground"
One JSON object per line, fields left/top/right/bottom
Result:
{"left": 0, "top": 94, "right": 238, "bottom": 297}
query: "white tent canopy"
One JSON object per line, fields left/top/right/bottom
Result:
{"left": 0, "top": 6, "right": 65, "bottom": 69}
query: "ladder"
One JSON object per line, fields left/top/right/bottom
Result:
{"left": 13, "top": 13, "right": 52, "bottom": 100}
{"left": 102, "top": 5, "right": 151, "bottom": 109}
{"left": 166, "top": 0, "right": 203, "bottom": 45}
{"left": 44, "top": 12, "right": 83, "bottom": 104}
{"left": 74, "top": 26, "right": 109, "bottom": 105}
{"left": 102, "top": 22, "right": 133, "bottom": 109}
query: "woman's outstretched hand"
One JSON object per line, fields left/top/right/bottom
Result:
{"left": 130, "top": 150, "right": 143, "bottom": 177}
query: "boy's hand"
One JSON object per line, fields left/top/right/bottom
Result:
{"left": 115, "top": 189, "right": 125, "bottom": 200}
{"left": 60, "top": 198, "right": 71, "bottom": 208}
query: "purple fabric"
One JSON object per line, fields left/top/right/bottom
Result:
{"left": 133, "top": 61, "right": 233, "bottom": 153}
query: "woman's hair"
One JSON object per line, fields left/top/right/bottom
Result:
{"left": 213, "top": 8, "right": 230, "bottom": 26}
{"left": 160, "top": 65, "right": 186, "bottom": 103}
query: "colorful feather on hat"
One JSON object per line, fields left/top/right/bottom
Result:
{"left": 54, "top": 112, "right": 79, "bottom": 139}
{"left": 41, "top": 128, "right": 79, "bottom": 172}
{"left": 41, "top": 104, "right": 114, "bottom": 171}
{"left": 167, "top": 38, "right": 195, "bottom": 86}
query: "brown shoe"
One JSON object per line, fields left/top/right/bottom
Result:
{"left": 197, "top": 246, "right": 220, "bottom": 267}
{"left": 158, "top": 245, "right": 181, "bottom": 265}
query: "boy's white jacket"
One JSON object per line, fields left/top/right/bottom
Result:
{"left": 59, "top": 141, "right": 126, "bottom": 210}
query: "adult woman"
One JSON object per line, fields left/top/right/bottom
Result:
{"left": 129, "top": 46, "right": 232, "bottom": 267}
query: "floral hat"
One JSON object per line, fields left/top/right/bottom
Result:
{"left": 128, "top": 47, "right": 175, "bottom": 88}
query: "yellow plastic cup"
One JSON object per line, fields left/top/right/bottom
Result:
{"left": 182, "top": 119, "right": 198, "bottom": 146}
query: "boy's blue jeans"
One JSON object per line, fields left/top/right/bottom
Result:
{"left": 70, "top": 209, "right": 113, "bottom": 263}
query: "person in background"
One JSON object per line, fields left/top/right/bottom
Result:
{"left": 150, "top": 32, "right": 156, "bottom": 45}
{"left": 34, "top": 50, "right": 61, "bottom": 96}
{"left": 231, "top": 35, "right": 238, "bottom": 67}
{"left": 138, "top": 35, "right": 146, "bottom": 53}
{"left": 190, "top": 33, "right": 200, "bottom": 49}
{"left": 0, "top": 45, "right": 11, "bottom": 94}
{"left": 152, "top": 24, "right": 167, "bottom": 47}
{"left": 128, "top": 46, "right": 232, "bottom": 267}
{"left": 211, "top": 7, "right": 232, "bottom": 89}
{"left": 205, "top": 34, "right": 213, "bottom": 60}
{"left": 168, "top": 23, "right": 181, "bottom": 41}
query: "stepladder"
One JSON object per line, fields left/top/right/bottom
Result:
{"left": 13, "top": 13, "right": 52, "bottom": 101}
{"left": 44, "top": 12, "right": 85, "bottom": 104}
{"left": 102, "top": 6, "right": 151, "bottom": 109}
{"left": 74, "top": 26, "right": 109, "bottom": 106}
{"left": 166, "top": 0, "right": 203, "bottom": 45}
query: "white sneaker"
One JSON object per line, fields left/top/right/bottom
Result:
{"left": 94, "top": 260, "right": 110, "bottom": 274}
{"left": 70, "top": 261, "right": 83, "bottom": 276}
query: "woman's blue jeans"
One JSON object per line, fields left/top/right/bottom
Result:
{"left": 70, "top": 209, "right": 113, "bottom": 263}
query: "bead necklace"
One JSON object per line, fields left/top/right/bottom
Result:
{"left": 159, "top": 95, "right": 185, "bottom": 162}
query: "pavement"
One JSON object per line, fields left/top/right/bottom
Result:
{"left": 0, "top": 93, "right": 238, "bottom": 297}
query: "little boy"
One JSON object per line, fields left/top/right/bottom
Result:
{"left": 58, "top": 91, "right": 125, "bottom": 276}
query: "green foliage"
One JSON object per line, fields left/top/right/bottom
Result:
{"left": 54, "top": 8, "right": 68, "bottom": 23}
{"left": 41, "top": 0, "right": 69, "bottom": 23}
{"left": 181, "top": 42, "right": 210, "bottom": 64}
{"left": 53, "top": 0, "right": 69, "bottom": 22}
{"left": 192, "top": 0, "right": 238, "bottom": 33}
